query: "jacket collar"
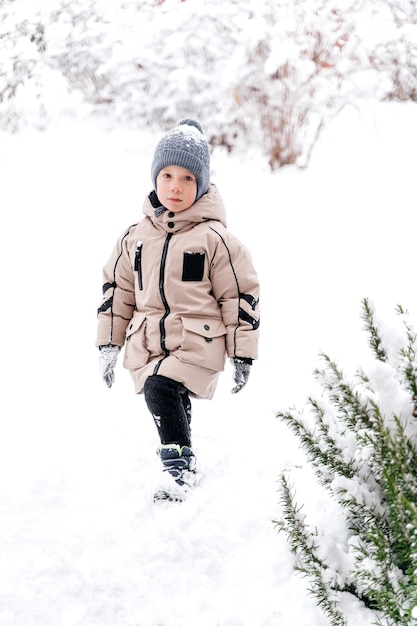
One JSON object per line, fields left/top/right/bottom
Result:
{"left": 143, "top": 184, "right": 227, "bottom": 233}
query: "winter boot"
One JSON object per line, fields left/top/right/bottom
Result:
{"left": 154, "top": 444, "right": 198, "bottom": 502}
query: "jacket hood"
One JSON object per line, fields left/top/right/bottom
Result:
{"left": 142, "top": 183, "right": 227, "bottom": 233}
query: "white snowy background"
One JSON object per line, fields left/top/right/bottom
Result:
{"left": 1, "top": 97, "right": 416, "bottom": 626}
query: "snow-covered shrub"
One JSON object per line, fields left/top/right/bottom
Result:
{"left": 371, "top": 27, "right": 417, "bottom": 102}
{"left": 113, "top": 0, "right": 369, "bottom": 168}
{"left": 361, "top": 0, "right": 417, "bottom": 103}
{"left": 0, "top": 3, "right": 48, "bottom": 130}
{"left": 1, "top": 0, "right": 416, "bottom": 165}
{"left": 229, "top": 0, "right": 366, "bottom": 168}
{"left": 276, "top": 298, "right": 417, "bottom": 626}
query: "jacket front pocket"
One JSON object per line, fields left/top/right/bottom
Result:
{"left": 123, "top": 313, "right": 149, "bottom": 370}
{"left": 179, "top": 317, "right": 227, "bottom": 371}
{"left": 182, "top": 251, "right": 205, "bottom": 281}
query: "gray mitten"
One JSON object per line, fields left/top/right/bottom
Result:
{"left": 99, "top": 345, "right": 121, "bottom": 388}
{"left": 231, "top": 357, "right": 252, "bottom": 394}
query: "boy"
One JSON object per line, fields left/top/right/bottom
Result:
{"left": 96, "top": 118, "right": 260, "bottom": 501}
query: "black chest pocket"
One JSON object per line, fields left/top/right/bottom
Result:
{"left": 182, "top": 252, "right": 205, "bottom": 281}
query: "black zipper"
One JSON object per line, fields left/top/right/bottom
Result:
{"left": 134, "top": 241, "right": 143, "bottom": 290}
{"left": 158, "top": 234, "right": 172, "bottom": 357}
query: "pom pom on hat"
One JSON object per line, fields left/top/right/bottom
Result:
{"left": 151, "top": 118, "right": 211, "bottom": 201}
{"left": 178, "top": 118, "right": 204, "bottom": 134}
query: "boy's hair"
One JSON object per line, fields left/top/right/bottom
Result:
{"left": 151, "top": 118, "right": 211, "bottom": 201}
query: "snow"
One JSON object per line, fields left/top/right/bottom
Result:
{"left": 1, "top": 99, "right": 416, "bottom": 626}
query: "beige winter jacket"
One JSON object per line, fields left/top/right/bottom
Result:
{"left": 96, "top": 184, "right": 260, "bottom": 399}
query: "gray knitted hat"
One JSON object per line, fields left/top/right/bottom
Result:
{"left": 151, "top": 118, "right": 211, "bottom": 201}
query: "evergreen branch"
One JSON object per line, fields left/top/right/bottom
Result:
{"left": 395, "top": 305, "right": 417, "bottom": 401}
{"left": 314, "top": 353, "right": 378, "bottom": 436}
{"left": 275, "top": 473, "right": 347, "bottom": 626}
{"left": 278, "top": 407, "right": 357, "bottom": 486}
{"left": 361, "top": 297, "right": 387, "bottom": 362}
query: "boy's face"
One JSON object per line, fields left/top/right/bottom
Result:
{"left": 156, "top": 165, "right": 197, "bottom": 213}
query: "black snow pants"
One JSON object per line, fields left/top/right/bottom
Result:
{"left": 143, "top": 374, "right": 192, "bottom": 448}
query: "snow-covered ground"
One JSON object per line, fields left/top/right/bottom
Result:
{"left": 1, "top": 99, "right": 416, "bottom": 626}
